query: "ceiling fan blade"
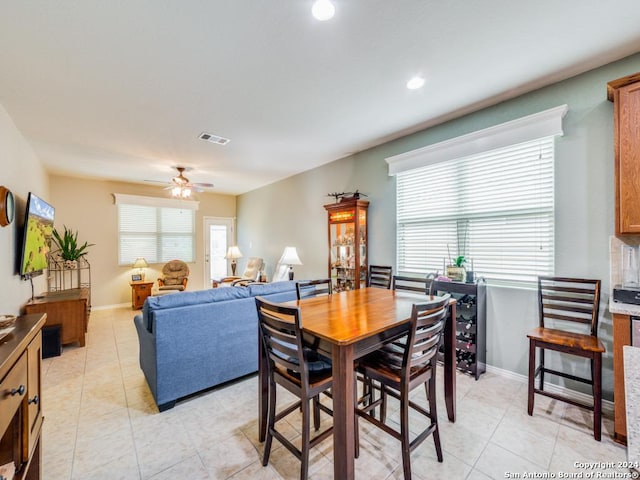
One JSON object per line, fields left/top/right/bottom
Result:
{"left": 192, "top": 182, "right": 214, "bottom": 188}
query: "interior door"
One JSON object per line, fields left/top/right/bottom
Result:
{"left": 203, "top": 217, "right": 234, "bottom": 286}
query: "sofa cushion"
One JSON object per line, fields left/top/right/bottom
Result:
{"left": 144, "top": 287, "right": 252, "bottom": 331}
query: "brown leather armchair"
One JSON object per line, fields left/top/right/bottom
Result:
{"left": 158, "top": 260, "right": 189, "bottom": 291}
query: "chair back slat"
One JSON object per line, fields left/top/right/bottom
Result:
{"left": 407, "top": 296, "right": 449, "bottom": 371}
{"left": 392, "top": 275, "right": 433, "bottom": 295}
{"left": 296, "top": 279, "right": 332, "bottom": 299}
{"left": 541, "top": 293, "right": 595, "bottom": 305}
{"left": 543, "top": 312, "right": 592, "bottom": 324}
{"left": 538, "top": 276, "right": 601, "bottom": 336}
{"left": 256, "top": 296, "right": 309, "bottom": 381}
{"left": 368, "top": 265, "right": 393, "bottom": 289}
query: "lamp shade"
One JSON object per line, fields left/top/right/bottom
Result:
{"left": 132, "top": 257, "right": 148, "bottom": 269}
{"left": 279, "top": 247, "right": 302, "bottom": 266}
{"left": 225, "top": 246, "right": 243, "bottom": 260}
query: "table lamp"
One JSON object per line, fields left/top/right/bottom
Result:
{"left": 225, "top": 246, "right": 243, "bottom": 276}
{"left": 132, "top": 257, "right": 148, "bottom": 280}
{"left": 279, "top": 246, "right": 302, "bottom": 280}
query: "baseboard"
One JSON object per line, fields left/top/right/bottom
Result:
{"left": 92, "top": 302, "right": 130, "bottom": 311}
{"left": 485, "top": 364, "right": 614, "bottom": 415}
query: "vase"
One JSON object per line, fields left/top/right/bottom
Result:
{"left": 63, "top": 260, "right": 78, "bottom": 269}
{"left": 446, "top": 265, "right": 465, "bottom": 282}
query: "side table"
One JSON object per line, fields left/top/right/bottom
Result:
{"left": 131, "top": 281, "right": 154, "bottom": 309}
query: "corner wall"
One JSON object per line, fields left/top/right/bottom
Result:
{"left": 0, "top": 103, "right": 49, "bottom": 314}
{"left": 238, "top": 52, "right": 640, "bottom": 400}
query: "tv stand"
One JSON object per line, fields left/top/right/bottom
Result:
{"left": 24, "top": 288, "right": 89, "bottom": 347}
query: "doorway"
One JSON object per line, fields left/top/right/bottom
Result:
{"left": 203, "top": 217, "right": 234, "bottom": 286}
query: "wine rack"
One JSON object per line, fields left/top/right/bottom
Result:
{"left": 434, "top": 280, "right": 486, "bottom": 380}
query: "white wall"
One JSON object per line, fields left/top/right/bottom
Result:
{"left": 238, "top": 52, "right": 640, "bottom": 400}
{"left": 0, "top": 102, "right": 49, "bottom": 314}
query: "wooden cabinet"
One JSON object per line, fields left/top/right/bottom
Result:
{"left": 607, "top": 72, "right": 640, "bottom": 235}
{"left": 324, "top": 198, "right": 369, "bottom": 292}
{"left": 130, "top": 281, "right": 154, "bottom": 310}
{"left": 25, "top": 288, "right": 89, "bottom": 347}
{"left": 0, "top": 314, "right": 45, "bottom": 480}
{"left": 434, "top": 280, "right": 487, "bottom": 380}
{"left": 612, "top": 313, "right": 631, "bottom": 444}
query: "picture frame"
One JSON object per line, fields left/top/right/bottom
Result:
{"left": 131, "top": 274, "right": 143, "bottom": 282}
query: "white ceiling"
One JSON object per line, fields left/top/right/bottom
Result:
{"left": 1, "top": 1, "right": 639, "bottom": 195}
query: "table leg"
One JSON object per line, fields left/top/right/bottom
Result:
{"left": 444, "top": 302, "right": 456, "bottom": 422}
{"left": 332, "top": 343, "right": 356, "bottom": 480}
{"left": 258, "top": 332, "right": 268, "bottom": 442}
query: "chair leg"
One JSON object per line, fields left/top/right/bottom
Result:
{"left": 263, "top": 378, "right": 277, "bottom": 466}
{"left": 313, "top": 395, "right": 321, "bottom": 431}
{"left": 427, "top": 376, "right": 443, "bottom": 462}
{"left": 380, "top": 385, "right": 388, "bottom": 423}
{"left": 400, "top": 390, "right": 412, "bottom": 480}
{"left": 593, "top": 353, "right": 602, "bottom": 441}
{"left": 354, "top": 376, "right": 360, "bottom": 459}
{"left": 300, "top": 398, "right": 311, "bottom": 480}
{"left": 527, "top": 339, "right": 536, "bottom": 416}
{"left": 539, "top": 347, "right": 545, "bottom": 392}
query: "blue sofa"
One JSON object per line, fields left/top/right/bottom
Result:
{"left": 133, "top": 281, "right": 298, "bottom": 411}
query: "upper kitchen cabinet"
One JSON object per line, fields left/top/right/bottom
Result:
{"left": 608, "top": 72, "right": 640, "bottom": 235}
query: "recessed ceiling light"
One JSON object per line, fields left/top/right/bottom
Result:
{"left": 406, "top": 76, "right": 425, "bottom": 90}
{"left": 312, "top": 0, "right": 335, "bottom": 21}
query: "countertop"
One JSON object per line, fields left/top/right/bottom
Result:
{"left": 624, "top": 345, "right": 640, "bottom": 467}
{"left": 609, "top": 298, "right": 640, "bottom": 316}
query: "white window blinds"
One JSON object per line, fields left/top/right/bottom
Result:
{"left": 117, "top": 203, "right": 195, "bottom": 265}
{"left": 396, "top": 137, "right": 554, "bottom": 284}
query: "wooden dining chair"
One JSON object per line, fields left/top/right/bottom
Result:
{"left": 392, "top": 275, "right": 433, "bottom": 294}
{"left": 355, "top": 295, "right": 450, "bottom": 479}
{"left": 368, "top": 265, "right": 393, "bottom": 289}
{"left": 255, "top": 296, "right": 333, "bottom": 480}
{"left": 527, "top": 276, "right": 604, "bottom": 441}
{"left": 296, "top": 278, "right": 332, "bottom": 300}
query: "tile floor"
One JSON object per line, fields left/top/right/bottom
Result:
{"left": 42, "top": 307, "right": 628, "bottom": 480}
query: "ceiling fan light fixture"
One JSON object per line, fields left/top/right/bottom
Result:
{"left": 171, "top": 185, "right": 192, "bottom": 199}
{"left": 312, "top": 0, "right": 335, "bottom": 21}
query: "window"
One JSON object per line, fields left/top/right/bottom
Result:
{"left": 395, "top": 137, "right": 554, "bottom": 284}
{"left": 114, "top": 194, "right": 197, "bottom": 265}
{"left": 387, "top": 106, "right": 567, "bottom": 285}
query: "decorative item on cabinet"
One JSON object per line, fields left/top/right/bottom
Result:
{"left": 607, "top": 72, "right": 640, "bottom": 235}
{"left": 324, "top": 195, "right": 368, "bottom": 292}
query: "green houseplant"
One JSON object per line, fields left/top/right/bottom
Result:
{"left": 52, "top": 225, "right": 94, "bottom": 268}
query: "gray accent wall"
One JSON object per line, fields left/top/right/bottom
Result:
{"left": 238, "top": 52, "right": 640, "bottom": 400}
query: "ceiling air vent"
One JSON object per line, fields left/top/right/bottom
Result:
{"left": 199, "top": 132, "right": 230, "bottom": 145}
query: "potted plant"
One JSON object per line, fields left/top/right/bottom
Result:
{"left": 446, "top": 255, "right": 467, "bottom": 282}
{"left": 51, "top": 226, "right": 94, "bottom": 269}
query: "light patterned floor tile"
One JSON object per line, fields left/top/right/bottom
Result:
{"left": 40, "top": 306, "right": 626, "bottom": 480}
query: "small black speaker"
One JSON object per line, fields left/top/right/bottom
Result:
{"left": 42, "top": 325, "right": 62, "bottom": 358}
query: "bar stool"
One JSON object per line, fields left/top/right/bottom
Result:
{"left": 526, "top": 276, "right": 604, "bottom": 440}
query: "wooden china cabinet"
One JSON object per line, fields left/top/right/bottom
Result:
{"left": 324, "top": 198, "right": 369, "bottom": 292}
{"left": 607, "top": 72, "right": 640, "bottom": 235}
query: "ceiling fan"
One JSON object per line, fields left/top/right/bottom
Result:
{"left": 148, "top": 166, "right": 214, "bottom": 198}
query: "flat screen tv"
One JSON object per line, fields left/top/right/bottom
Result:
{"left": 20, "top": 192, "right": 55, "bottom": 278}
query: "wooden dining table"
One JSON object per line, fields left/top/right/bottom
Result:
{"left": 258, "top": 287, "right": 457, "bottom": 480}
